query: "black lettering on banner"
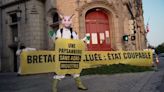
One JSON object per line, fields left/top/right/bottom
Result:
{"left": 59, "top": 48, "right": 63, "bottom": 53}
{"left": 60, "top": 63, "right": 79, "bottom": 69}
{"left": 26, "top": 54, "right": 55, "bottom": 64}
{"left": 128, "top": 52, "right": 132, "bottom": 59}
{"left": 138, "top": 53, "right": 142, "bottom": 58}
{"left": 123, "top": 53, "right": 127, "bottom": 59}
{"left": 95, "top": 53, "right": 103, "bottom": 61}
{"left": 58, "top": 48, "right": 82, "bottom": 54}
{"left": 107, "top": 53, "right": 121, "bottom": 60}
{"left": 48, "top": 55, "right": 52, "bottom": 62}
{"left": 68, "top": 43, "right": 76, "bottom": 48}
{"left": 59, "top": 54, "right": 81, "bottom": 61}
{"left": 84, "top": 53, "right": 103, "bottom": 61}
{"left": 27, "top": 56, "right": 32, "bottom": 63}
{"left": 140, "top": 52, "right": 145, "bottom": 59}
{"left": 147, "top": 52, "right": 151, "bottom": 59}
{"left": 107, "top": 53, "right": 112, "bottom": 60}
{"left": 39, "top": 55, "right": 42, "bottom": 63}
{"left": 123, "top": 52, "right": 151, "bottom": 59}
{"left": 43, "top": 55, "right": 47, "bottom": 62}
{"left": 123, "top": 52, "right": 139, "bottom": 59}
{"left": 33, "top": 55, "right": 38, "bottom": 63}
{"left": 135, "top": 53, "right": 139, "bottom": 58}
{"left": 115, "top": 53, "right": 121, "bottom": 59}
{"left": 53, "top": 55, "right": 55, "bottom": 62}
{"left": 131, "top": 53, "right": 136, "bottom": 58}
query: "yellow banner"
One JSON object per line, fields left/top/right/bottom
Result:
{"left": 55, "top": 39, "right": 85, "bottom": 75}
{"left": 20, "top": 51, "right": 56, "bottom": 75}
{"left": 83, "top": 51, "right": 152, "bottom": 68}
{"left": 20, "top": 39, "right": 153, "bottom": 75}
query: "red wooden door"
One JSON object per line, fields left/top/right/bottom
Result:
{"left": 85, "top": 10, "right": 111, "bottom": 51}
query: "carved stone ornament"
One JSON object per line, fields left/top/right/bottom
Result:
{"left": 78, "top": 0, "right": 118, "bottom": 17}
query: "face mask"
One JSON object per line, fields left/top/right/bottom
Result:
{"left": 62, "top": 16, "right": 72, "bottom": 28}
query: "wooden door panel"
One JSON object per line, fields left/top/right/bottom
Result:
{"left": 86, "top": 10, "right": 111, "bottom": 51}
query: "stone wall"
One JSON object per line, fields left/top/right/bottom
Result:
{"left": 0, "top": 0, "right": 146, "bottom": 72}
{"left": 0, "top": 0, "right": 47, "bottom": 72}
{"left": 56, "top": 0, "right": 131, "bottom": 50}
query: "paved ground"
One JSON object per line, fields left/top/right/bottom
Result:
{"left": 0, "top": 57, "right": 164, "bottom": 92}
{"left": 0, "top": 71, "right": 163, "bottom": 92}
{"left": 158, "top": 56, "right": 164, "bottom": 92}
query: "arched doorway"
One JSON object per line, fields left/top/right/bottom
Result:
{"left": 85, "top": 8, "right": 111, "bottom": 51}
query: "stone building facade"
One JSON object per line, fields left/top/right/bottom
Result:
{"left": 0, "top": 0, "right": 147, "bottom": 72}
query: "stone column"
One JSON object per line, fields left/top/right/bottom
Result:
{"left": 25, "top": 0, "right": 45, "bottom": 49}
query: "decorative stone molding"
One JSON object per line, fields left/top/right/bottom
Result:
{"left": 122, "top": 0, "right": 129, "bottom": 5}
{"left": 47, "top": 8, "right": 57, "bottom": 16}
{"left": 78, "top": 0, "right": 118, "bottom": 17}
{"left": 30, "top": 5, "right": 38, "bottom": 14}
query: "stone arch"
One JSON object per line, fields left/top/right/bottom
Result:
{"left": 78, "top": 1, "right": 118, "bottom": 17}
{"left": 47, "top": 8, "right": 58, "bottom": 25}
{"left": 46, "top": 8, "right": 60, "bottom": 49}
{"left": 78, "top": 1, "right": 118, "bottom": 50}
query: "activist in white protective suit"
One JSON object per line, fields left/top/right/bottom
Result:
{"left": 16, "top": 43, "right": 36, "bottom": 75}
{"left": 50, "top": 13, "right": 88, "bottom": 92}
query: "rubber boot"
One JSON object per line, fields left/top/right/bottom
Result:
{"left": 52, "top": 79, "right": 59, "bottom": 92}
{"left": 74, "top": 77, "right": 88, "bottom": 90}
